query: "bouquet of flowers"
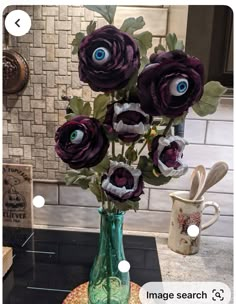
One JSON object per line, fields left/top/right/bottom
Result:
{"left": 56, "top": 6, "right": 226, "bottom": 304}
{"left": 55, "top": 6, "right": 226, "bottom": 213}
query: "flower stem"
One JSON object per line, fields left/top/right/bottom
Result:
{"left": 163, "top": 118, "right": 175, "bottom": 136}
{"left": 107, "top": 198, "right": 113, "bottom": 213}
{"left": 111, "top": 91, "right": 115, "bottom": 101}
{"left": 112, "top": 141, "right": 116, "bottom": 158}
{"left": 100, "top": 183, "right": 106, "bottom": 210}
{"left": 138, "top": 140, "right": 147, "bottom": 156}
{"left": 121, "top": 143, "right": 125, "bottom": 156}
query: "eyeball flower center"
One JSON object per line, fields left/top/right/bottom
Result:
{"left": 169, "top": 78, "right": 189, "bottom": 96}
{"left": 70, "top": 129, "right": 84, "bottom": 144}
{"left": 92, "top": 47, "right": 110, "bottom": 65}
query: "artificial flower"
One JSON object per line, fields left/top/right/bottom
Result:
{"left": 102, "top": 161, "right": 144, "bottom": 202}
{"left": 137, "top": 50, "right": 204, "bottom": 117}
{"left": 55, "top": 116, "right": 109, "bottom": 169}
{"left": 150, "top": 135, "right": 188, "bottom": 177}
{"left": 104, "top": 101, "right": 151, "bottom": 143}
{"left": 78, "top": 25, "right": 140, "bottom": 92}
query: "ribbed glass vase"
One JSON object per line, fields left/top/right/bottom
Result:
{"left": 88, "top": 208, "right": 130, "bottom": 304}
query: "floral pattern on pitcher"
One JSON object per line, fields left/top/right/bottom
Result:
{"left": 177, "top": 210, "right": 201, "bottom": 234}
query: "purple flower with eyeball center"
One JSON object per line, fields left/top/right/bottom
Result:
{"left": 78, "top": 25, "right": 140, "bottom": 92}
{"left": 55, "top": 116, "right": 109, "bottom": 169}
{"left": 137, "top": 50, "right": 204, "bottom": 118}
{"left": 150, "top": 135, "right": 188, "bottom": 178}
{"left": 102, "top": 162, "right": 144, "bottom": 202}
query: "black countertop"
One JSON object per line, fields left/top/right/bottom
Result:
{"left": 3, "top": 227, "right": 162, "bottom": 304}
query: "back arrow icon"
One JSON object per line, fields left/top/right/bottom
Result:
{"left": 15, "top": 19, "right": 20, "bottom": 27}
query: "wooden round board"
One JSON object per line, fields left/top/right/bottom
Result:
{"left": 63, "top": 281, "right": 141, "bottom": 304}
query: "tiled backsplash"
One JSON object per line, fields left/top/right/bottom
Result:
{"left": 33, "top": 97, "right": 233, "bottom": 237}
{"left": 3, "top": 5, "right": 188, "bottom": 180}
{"left": 3, "top": 6, "right": 233, "bottom": 236}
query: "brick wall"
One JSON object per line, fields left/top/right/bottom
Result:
{"left": 4, "top": 6, "right": 233, "bottom": 236}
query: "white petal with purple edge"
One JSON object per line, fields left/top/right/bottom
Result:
{"left": 113, "top": 120, "right": 149, "bottom": 134}
{"left": 157, "top": 136, "right": 189, "bottom": 177}
{"left": 113, "top": 103, "right": 150, "bottom": 135}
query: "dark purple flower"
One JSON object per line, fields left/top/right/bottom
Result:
{"left": 150, "top": 135, "right": 188, "bottom": 177}
{"left": 104, "top": 100, "right": 151, "bottom": 143}
{"left": 138, "top": 50, "right": 204, "bottom": 118}
{"left": 102, "top": 162, "right": 144, "bottom": 202}
{"left": 78, "top": 25, "right": 140, "bottom": 92}
{"left": 55, "top": 116, "right": 109, "bottom": 169}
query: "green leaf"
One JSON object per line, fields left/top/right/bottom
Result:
{"left": 72, "top": 32, "right": 85, "bottom": 55}
{"left": 65, "top": 169, "right": 93, "bottom": 187}
{"left": 113, "top": 154, "right": 127, "bottom": 163}
{"left": 134, "top": 31, "right": 152, "bottom": 56}
{"left": 114, "top": 89, "right": 126, "bottom": 100}
{"left": 139, "top": 56, "right": 149, "bottom": 73}
{"left": 79, "top": 168, "right": 94, "bottom": 176}
{"left": 125, "top": 146, "right": 138, "bottom": 162}
{"left": 65, "top": 171, "right": 79, "bottom": 186}
{"left": 69, "top": 97, "right": 92, "bottom": 117}
{"left": 87, "top": 21, "right": 96, "bottom": 35}
{"left": 203, "top": 80, "right": 227, "bottom": 97}
{"left": 89, "top": 181, "right": 103, "bottom": 202}
{"left": 69, "top": 96, "right": 84, "bottom": 114}
{"left": 137, "top": 156, "right": 172, "bottom": 186}
{"left": 93, "top": 94, "right": 111, "bottom": 122}
{"left": 82, "top": 102, "right": 92, "bottom": 116}
{"left": 172, "top": 33, "right": 177, "bottom": 46}
{"left": 175, "top": 40, "right": 184, "bottom": 50}
{"left": 192, "top": 81, "right": 227, "bottom": 117}
{"left": 92, "top": 155, "right": 110, "bottom": 173}
{"left": 73, "top": 176, "right": 90, "bottom": 189}
{"left": 166, "top": 33, "right": 177, "bottom": 51}
{"left": 160, "top": 112, "right": 188, "bottom": 126}
{"left": 166, "top": 33, "right": 184, "bottom": 51}
{"left": 154, "top": 44, "right": 166, "bottom": 53}
{"left": 114, "top": 200, "right": 139, "bottom": 212}
{"left": 65, "top": 113, "right": 77, "bottom": 121}
{"left": 84, "top": 5, "right": 116, "bottom": 24}
{"left": 120, "top": 16, "right": 145, "bottom": 35}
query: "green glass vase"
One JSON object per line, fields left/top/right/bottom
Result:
{"left": 88, "top": 208, "right": 130, "bottom": 304}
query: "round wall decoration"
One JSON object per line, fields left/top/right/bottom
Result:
{"left": 3, "top": 49, "right": 29, "bottom": 94}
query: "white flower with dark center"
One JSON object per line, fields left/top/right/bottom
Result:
{"left": 104, "top": 102, "right": 151, "bottom": 143}
{"left": 101, "top": 161, "right": 144, "bottom": 202}
{"left": 150, "top": 135, "right": 188, "bottom": 177}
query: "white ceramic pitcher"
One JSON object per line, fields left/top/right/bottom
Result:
{"left": 168, "top": 191, "right": 220, "bottom": 255}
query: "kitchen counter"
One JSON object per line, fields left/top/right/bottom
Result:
{"left": 155, "top": 233, "right": 234, "bottom": 303}
{"left": 3, "top": 226, "right": 233, "bottom": 303}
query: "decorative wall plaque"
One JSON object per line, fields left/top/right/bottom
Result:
{"left": 3, "top": 164, "right": 33, "bottom": 228}
{"left": 3, "top": 50, "right": 30, "bottom": 95}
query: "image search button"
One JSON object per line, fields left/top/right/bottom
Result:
{"left": 5, "top": 10, "right": 31, "bottom": 37}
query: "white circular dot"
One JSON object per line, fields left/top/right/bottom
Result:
{"left": 118, "top": 260, "right": 130, "bottom": 273}
{"left": 187, "top": 225, "right": 200, "bottom": 238}
{"left": 33, "top": 195, "right": 45, "bottom": 208}
{"left": 5, "top": 10, "right": 31, "bottom": 37}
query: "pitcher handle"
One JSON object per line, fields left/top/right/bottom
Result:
{"left": 201, "top": 201, "right": 220, "bottom": 231}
